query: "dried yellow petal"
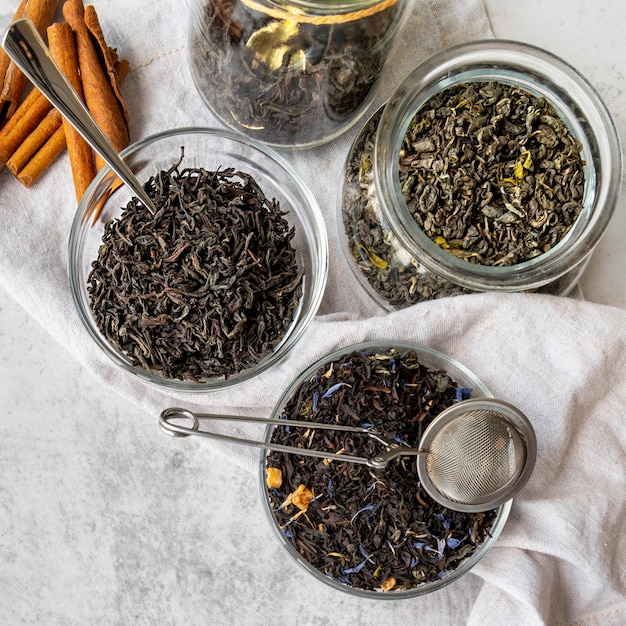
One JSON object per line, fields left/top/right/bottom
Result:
{"left": 413, "top": 118, "right": 431, "bottom": 133}
{"left": 358, "top": 245, "right": 388, "bottom": 269}
{"left": 299, "top": 400, "right": 313, "bottom": 417}
{"left": 246, "top": 20, "right": 302, "bottom": 71}
{"left": 514, "top": 149, "right": 533, "bottom": 180}
{"left": 265, "top": 467, "right": 283, "bottom": 489}
{"left": 381, "top": 577, "right": 397, "bottom": 592}
{"left": 497, "top": 177, "right": 517, "bottom": 186}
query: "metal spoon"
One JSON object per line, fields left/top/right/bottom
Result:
{"left": 2, "top": 18, "right": 156, "bottom": 214}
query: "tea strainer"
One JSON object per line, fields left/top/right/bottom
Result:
{"left": 159, "top": 397, "right": 537, "bottom": 512}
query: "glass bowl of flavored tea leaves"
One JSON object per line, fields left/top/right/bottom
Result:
{"left": 68, "top": 127, "right": 328, "bottom": 391}
{"left": 260, "top": 341, "right": 512, "bottom": 597}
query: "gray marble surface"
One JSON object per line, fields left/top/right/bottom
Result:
{"left": 1, "top": 1, "right": 625, "bottom": 624}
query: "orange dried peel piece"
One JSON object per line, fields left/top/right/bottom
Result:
{"left": 283, "top": 484, "right": 314, "bottom": 512}
{"left": 265, "top": 467, "right": 283, "bottom": 489}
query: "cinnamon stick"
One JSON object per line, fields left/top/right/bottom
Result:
{"left": 0, "top": 87, "right": 47, "bottom": 141}
{"left": 0, "top": 0, "right": 29, "bottom": 116}
{"left": 63, "top": 0, "right": 129, "bottom": 169}
{"left": 17, "top": 124, "right": 66, "bottom": 187}
{"left": 8, "top": 58, "right": 130, "bottom": 189}
{"left": 3, "top": 2, "right": 131, "bottom": 191}
{"left": 0, "top": 0, "right": 60, "bottom": 126}
{"left": 48, "top": 21, "right": 95, "bottom": 200}
{"left": 0, "top": 0, "right": 28, "bottom": 128}
{"left": 5, "top": 108, "right": 61, "bottom": 175}
{"left": 0, "top": 91, "right": 53, "bottom": 166}
{"left": 84, "top": 4, "right": 129, "bottom": 127}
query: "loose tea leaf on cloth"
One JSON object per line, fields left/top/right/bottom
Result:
{"left": 0, "top": 1, "right": 624, "bottom": 625}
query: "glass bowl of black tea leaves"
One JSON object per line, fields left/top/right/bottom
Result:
{"left": 260, "top": 341, "right": 511, "bottom": 597}
{"left": 68, "top": 127, "right": 328, "bottom": 391}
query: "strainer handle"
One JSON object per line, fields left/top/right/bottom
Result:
{"left": 159, "top": 407, "right": 405, "bottom": 467}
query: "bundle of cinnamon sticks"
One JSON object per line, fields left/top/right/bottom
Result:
{"left": 0, "top": 0, "right": 129, "bottom": 200}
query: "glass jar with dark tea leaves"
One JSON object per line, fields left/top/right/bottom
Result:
{"left": 340, "top": 40, "right": 622, "bottom": 309}
{"left": 188, "top": 0, "right": 408, "bottom": 148}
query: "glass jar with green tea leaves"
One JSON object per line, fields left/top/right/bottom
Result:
{"left": 188, "top": 0, "right": 408, "bottom": 148}
{"left": 340, "top": 40, "right": 622, "bottom": 310}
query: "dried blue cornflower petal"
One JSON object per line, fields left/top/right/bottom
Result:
{"left": 455, "top": 387, "right": 472, "bottom": 402}
{"left": 343, "top": 559, "right": 368, "bottom": 574}
{"left": 437, "top": 513, "right": 451, "bottom": 530}
{"left": 446, "top": 537, "right": 462, "bottom": 549}
{"left": 437, "top": 570, "right": 447, "bottom": 579}
{"left": 425, "top": 538, "right": 446, "bottom": 560}
{"left": 322, "top": 382, "right": 351, "bottom": 398}
{"left": 437, "top": 537, "right": 446, "bottom": 558}
{"left": 412, "top": 541, "right": 425, "bottom": 549}
{"left": 278, "top": 412, "right": 291, "bottom": 433}
{"left": 394, "top": 435, "right": 408, "bottom": 445}
{"left": 359, "top": 544, "right": 375, "bottom": 563}
{"left": 350, "top": 503, "right": 376, "bottom": 523}
{"left": 410, "top": 556, "right": 419, "bottom": 567}
{"left": 361, "top": 422, "right": 374, "bottom": 429}
{"left": 312, "top": 391, "right": 319, "bottom": 412}
{"left": 324, "top": 474, "right": 335, "bottom": 498}
{"left": 282, "top": 528, "right": 293, "bottom": 538}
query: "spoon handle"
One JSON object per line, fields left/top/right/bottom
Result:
{"left": 2, "top": 18, "right": 156, "bottom": 214}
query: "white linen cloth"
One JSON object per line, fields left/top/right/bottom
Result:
{"left": 0, "top": 0, "right": 624, "bottom": 624}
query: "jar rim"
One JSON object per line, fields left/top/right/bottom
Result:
{"left": 374, "top": 39, "right": 623, "bottom": 292}
{"left": 264, "top": 0, "right": 395, "bottom": 12}
{"left": 253, "top": 0, "right": 400, "bottom": 20}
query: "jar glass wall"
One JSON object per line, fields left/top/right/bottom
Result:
{"left": 340, "top": 40, "right": 622, "bottom": 310}
{"left": 188, "top": 0, "right": 408, "bottom": 148}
